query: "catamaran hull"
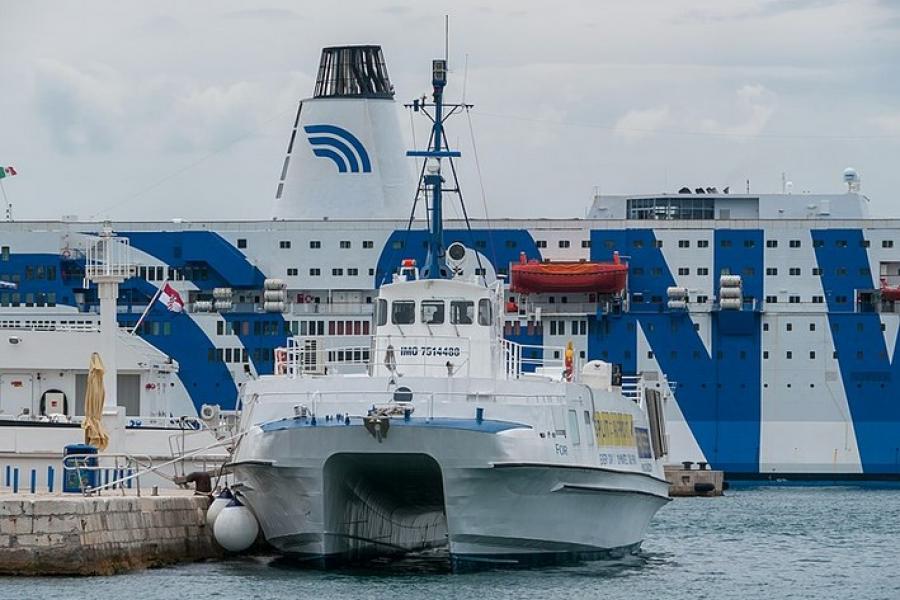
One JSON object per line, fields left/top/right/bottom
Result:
{"left": 232, "top": 423, "right": 669, "bottom": 569}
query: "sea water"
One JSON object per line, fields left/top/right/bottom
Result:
{"left": 2, "top": 486, "right": 899, "bottom": 600}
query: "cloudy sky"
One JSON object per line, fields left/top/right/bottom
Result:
{"left": 2, "top": 0, "right": 900, "bottom": 221}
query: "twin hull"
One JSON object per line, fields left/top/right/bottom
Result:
{"left": 232, "top": 376, "right": 669, "bottom": 567}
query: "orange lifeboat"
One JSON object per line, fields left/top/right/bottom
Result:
{"left": 881, "top": 278, "right": 900, "bottom": 301}
{"left": 510, "top": 252, "right": 628, "bottom": 294}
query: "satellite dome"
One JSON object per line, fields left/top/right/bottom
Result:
{"left": 843, "top": 167, "right": 861, "bottom": 192}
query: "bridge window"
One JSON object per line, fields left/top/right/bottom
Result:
{"left": 450, "top": 301, "right": 474, "bottom": 325}
{"left": 626, "top": 197, "right": 713, "bottom": 220}
{"left": 478, "top": 299, "right": 492, "bottom": 326}
{"left": 375, "top": 299, "right": 388, "bottom": 326}
{"left": 421, "top": 300, "right": 445, "bottom": 325}
{"left": 391, "top": 301, "right": 415, "bottom": 325}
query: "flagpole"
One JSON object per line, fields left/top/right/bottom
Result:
{"left": 131, "top": 280, "right": 166, "bottom": 335}
{"left": 0, "top": 179, "right": 10, "bottom": 221}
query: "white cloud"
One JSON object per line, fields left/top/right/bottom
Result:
{"left": 614, "top": 106, "right": 671, "bottom": 143}
{"left": 871, "top": 112, "right": 900, "bottom": 134}
{"left": 34, "top": 59, "right": 127, "bottom": 153}
{"left": 699, "top": 84, "right": 776, "bottom": 138}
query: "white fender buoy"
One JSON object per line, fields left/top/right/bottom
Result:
{"left": 213, "top": 501, "right": 259, "bottom": 552}
{"left": 206, "top": 489, "right": 233, "bottom": 529}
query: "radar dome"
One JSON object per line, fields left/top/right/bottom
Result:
{"left": 843, "top": 167, "right": 861, "bottom": 192}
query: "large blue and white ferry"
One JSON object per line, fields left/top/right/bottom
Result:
{"left": 1, "top": 45, "right": 898, "bottom": 480}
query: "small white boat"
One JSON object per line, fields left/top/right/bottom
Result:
{"left": 228, "top": 57, "right": 670, "bottom": 569}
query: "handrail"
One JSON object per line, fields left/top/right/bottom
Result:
{"left": 63, "top": 430, "right": 246, "bottom": 495}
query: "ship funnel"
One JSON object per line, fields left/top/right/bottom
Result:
{"left": 272, "top": 45, "right": 413, "bottom": 220}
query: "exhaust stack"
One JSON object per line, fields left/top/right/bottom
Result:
{"left": 272, "top": 46, "right": 413, "bottom": 220}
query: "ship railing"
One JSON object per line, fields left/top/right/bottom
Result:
{"left": 620, "top": 375, "right": 644, "bottom": 406}
{"left": 0, "top": 321, "right": 99, "bottom": 332}
{"left": 279, "top": 335, "right": 474, "bottom": 378}
{"left": 253, "top": 388, "right": 573, "bottom": 424}
{"left": 498, "top": 338, "right": 572, "bottom": 381}
{"left": 289, "top": 303, "right": 374, "bottom": 316}
{"left": 62, "top": 430, "right": 245, "bottom": 496}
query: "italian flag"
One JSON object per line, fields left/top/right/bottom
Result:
{"left": 157, "top": 282, "right": 185, "bottom": 313}
{"left": 0, "top": 166, "right": 17, "bottom": 179}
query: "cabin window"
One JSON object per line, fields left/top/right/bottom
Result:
{"left": 421, "top": 300, "right": 445, "bottom": 324}
{"left": 375, "top": 299, "right": 388, "bottom": 326}
{"left": 391, "top": 301, "right": 416, "bottom": 325}
{"left": 450, "top": 301, "right": 474, "bottom": 325}
{"left": 478, "top": 299, "right": 492, "bottom": 326}
{"left": 567, "top": 410, "right": 581, "bottom": 446}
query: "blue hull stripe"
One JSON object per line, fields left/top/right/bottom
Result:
{"left": 260, "top": 415, "right": 531, "bottom": 434}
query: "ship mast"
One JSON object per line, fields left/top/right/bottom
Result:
{"left": 405, "top": 59, "right": 471, "bottom": 279}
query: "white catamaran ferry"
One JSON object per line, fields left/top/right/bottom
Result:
{"left": 227, "top": 57, "right": 670, "bottom": 569}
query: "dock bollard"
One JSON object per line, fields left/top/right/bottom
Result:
{"left": 30, "top": 469, "right": 36, "bottom": 494}
{"left": 13, "top": 468, "right": 19, "bottom": 494}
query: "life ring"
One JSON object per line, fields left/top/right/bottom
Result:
{"left": 275, "top": 348, "right": 288, "bottom": 375}
{"left": 304, "top": 294, "right": 313, "bottom": 303}
{"left": 61, "top": 249, "right": 71, "bottom": 259}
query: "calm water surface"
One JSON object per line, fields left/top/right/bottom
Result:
{"left": 2, "top": 486, "right": 899, "bottom": 600}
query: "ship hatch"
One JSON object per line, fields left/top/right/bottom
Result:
{"left": 323, "top": 453, "right": 448, "bottom": 562}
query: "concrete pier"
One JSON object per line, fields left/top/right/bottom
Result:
{"left": 665, "top": 463, "right": 725, "bottom": 497}
{"left": 0, "top": 491, "right": 221, "bottom": 575}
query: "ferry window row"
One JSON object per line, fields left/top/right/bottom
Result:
{"left": 303, "top": 267, "right": 374, "bottom": 277}
{"left": 130, "top": 320, "right": 173, "bottom": 336}
{"left": 763, "top": 321, "right": 882, "bottom": 333}
{"left": 209, "top": 348, "right": 249, "bottom": 364}
{"left": 761, "top": 349, "right": 887, "bottom": 360}
{"left": 269, "top": 240, "right": 376, "bottom": 250}
{"left": 0, "top": 292, "right": 58, "bottom": 307}
{"left": 535, "top": 240, "right": 591, "bottom": 249}
{"left": 615, "top": 237, "right": 895, "bottom": 250}
{"left": 376, "top": 299, "right": 492, "bottom": 326}
{"left": 137, "top": 265, "right": 209, "bottom": 282}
